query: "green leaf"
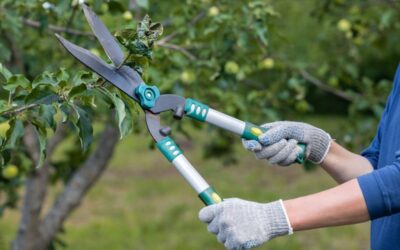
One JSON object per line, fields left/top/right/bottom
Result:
{"left": 3, "top": 75, "right": 30, "bottom": 92}
{"left": 72, "top": 105, "right": 93, "bottom": 151}
{"left": 25, "top": 87, "right": 59, "bottom": 105}
{"left": 39, "top": 104, "right": 57, "bottom": 131}
{"left": 5, "top": 119, "right": 24, "bottom": 148}
{"left": 55, "top": 68, "right": 70, "bottom": 88}
{"left": 99, "top": 88, "right": 130, "bottom": 139}
{"left": 0, "top": 63, "right": 12, "bottom": 83}
{"left": 31, "top": 119, "right": 48, "bottom": 168}
{"left": 71, "top": 71, "right": 96, "bottom": 86}
{"left": 32, "top": 71, "right": 58, "bottom": 88}
{"left": 58, "top": 103, "right": 70, "bottom": 123}
{"left": 68, "top": 84, "right": 87, "bottom": 99}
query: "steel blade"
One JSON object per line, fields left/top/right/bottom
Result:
{"left": 55, "top": 34, "right": 143, "bottom": 101}
{"left": 82, "top": 4, "right": 125, "bottom": 66}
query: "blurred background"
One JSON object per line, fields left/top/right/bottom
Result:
{"left": 0, "top": 0, "right": 399, "bottom": 249}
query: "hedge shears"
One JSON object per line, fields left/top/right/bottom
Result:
{"left": 56, "top": 5, "right": 306, "bottom": 206}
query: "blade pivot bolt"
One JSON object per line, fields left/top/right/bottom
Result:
{"left": 135, "top": 83, "right": 160, "bottom": 109}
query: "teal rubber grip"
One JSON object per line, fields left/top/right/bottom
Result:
{"left": 198, "top": 187, "right": 223, "bottom": 206}
{"left": 156, "top": 137, "right": 183, "bottom": 162}
{"left": 242, "top": 122, "right": 306, "bottom": 164}
{"left": 184, "top": 98, "right": 209, "bottom": 122}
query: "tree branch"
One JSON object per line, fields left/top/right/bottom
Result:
{"left": 299, "top": 69, "right": 356, "bottom": 102}
{"left": 38, "top": 124, "right": 119, "bottom": 249}
{"left": 22, "top": 18, "right": 93, "bottom": 37}
{"left": 157, "top": 42, "right": 196, "bottom": 60}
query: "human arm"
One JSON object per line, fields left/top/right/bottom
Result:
{"left": 320, "top": 141, "right": 373, "bottom": 183}
{"left": 284, "top": 178, "right": 369, "bottom": 230}
{"left": 243, "top": 122, "right": 373, "bottom": 183}
{"left": 199, "top": 179, "right": 369, "bottom": 250}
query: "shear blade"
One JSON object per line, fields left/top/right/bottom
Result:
{"left": 82, "top": 4, "right": 125, "bottom": 66}
{"left": 55, "top": 34, "right": 142, "bottom": 101}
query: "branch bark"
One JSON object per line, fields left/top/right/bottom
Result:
{"left": 13, "top": 123, "right": 67, "bottom": 250}
{"left": 22, "top": 18, "right": 94, "bottom": 37}
{"left": 37, "top": 124, "right": 119, "bottom": 249}
{"left": 299, "top": 69, "right": 357, "bottom": 102}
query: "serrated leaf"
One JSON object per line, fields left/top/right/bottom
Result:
{"left": 5, "top": 119, "right": 24, "bottom": 148}
{"left": 32, "top": 71, "right": 58, "bottom": 88}
{"left": 72, "top": 105, "right": 93, "bottom": 151}
{"left": 71, "top": 71, "right": 95, "bottom": 86}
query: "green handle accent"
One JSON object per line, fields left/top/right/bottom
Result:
{"left": 242, "top": 122, "right": 306, "bottom": 164}
{"left": 184, "top": 98, "right": 209, "bottom": 122}
{"left": 135, "top": 83, "right": 160, "bottom": 109}
{"left": 156, "top": 137, "right": 183, "bottom": 162}
{"left": 199, "top": 187, "right": 223, "bottom": 206}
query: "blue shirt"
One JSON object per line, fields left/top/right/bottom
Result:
{"left": 358, "top": 64, "right": 400, "bottom": 250}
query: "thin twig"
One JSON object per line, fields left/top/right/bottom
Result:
{"left": 1, "top": 103, "right": 40, "bottom": 117}
{"left": 157, "top": 42, "right": 196, "bottom": 60}
{"left": 299, "top": 69, "right": 356, "bottom": 102}
{"left": 22, "top": 18, "right": 93, "bottom": 37}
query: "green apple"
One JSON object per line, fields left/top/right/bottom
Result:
{"left": 260, "top": 58, "right": 274, "bottom": 70}
{"left": 2, "top": 165, "right": 18, "bottom": 179}
{"left": 208, "top": 6, "right": 219, "bottom": 17}
{"left": 224, "top": 61, "right": 239, "bottom": 74}
{"left": 180, "top": 71, "right": 196, "bottom": 84}
{"left": 123, "top": 11, "right": 133, "bottom": 21}
{"left": 0, "top": 121, "right": 10, "bottom": 137}
{"left": 337, "top": 19, "right": 351, "bottom": 32}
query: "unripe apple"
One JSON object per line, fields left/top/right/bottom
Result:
{"left": 0, "top": 121, "right": 10, "bottom": 137}
{"left": 123, "top": 11, "right": 133, "bottom": 21}
{"left": 208, "top": 6, "right": 219, "bottom": 17}
{"left": 295, "top": 100, "right": 310, "bottom": 112}
{"left": 337, "top": 19, "right": 351, "bottom": 32}
{"left": 260, "top": 58, "right": 274, "bottom": 69}
{"left": 2, "top": 165, "right": 18, "bottom": 179}
{"left": 224, "top": 61, "right": 239, "bottom": 75}
{"left": 180, "top": 71, "right": 196, "bottom": 84}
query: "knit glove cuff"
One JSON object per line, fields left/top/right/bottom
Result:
{"left": 307, "top": 128, "right": 332, "bottom": 164}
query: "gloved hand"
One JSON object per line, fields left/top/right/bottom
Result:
{"left": 243, "top": 121, "right": 332, "bottom": 165}
{"left": 199, "top": 198, "right": 292, "bottom": 250}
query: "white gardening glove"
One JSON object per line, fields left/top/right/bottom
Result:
{"left": 199, "top": 198, "right": 292, "bottom": 250}
{"left": 243, "top": 121, "right": 332, "bottom": 165}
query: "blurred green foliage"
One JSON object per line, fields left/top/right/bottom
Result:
{"left": 0, "top": 0, "right": 399, "bottom": 248}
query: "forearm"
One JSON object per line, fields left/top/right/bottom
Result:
{"left": 284, "top": 179, "right": 369, "bottom": 231}
{"left": 321, "top": 141, "right": 373, "bottom": 183}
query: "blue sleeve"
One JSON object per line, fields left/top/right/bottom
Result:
{"left": 361, "top": 64, "right": 400, "bottom": 169}
{"left": 358, "top": 160, "right": 400, "bottom": 219}
{"left": 357, "top": 64, "right": 400, "bottom": 219}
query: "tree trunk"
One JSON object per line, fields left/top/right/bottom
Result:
{"left": 12, "top": 124, "right": 119, "bottom": 250}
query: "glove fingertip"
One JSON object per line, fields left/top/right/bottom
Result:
{"left": 242, "top": 139, "right": 262, "bottom": 152}
{"left": 199, "top": 205, "right": 218, "bottom": 223}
